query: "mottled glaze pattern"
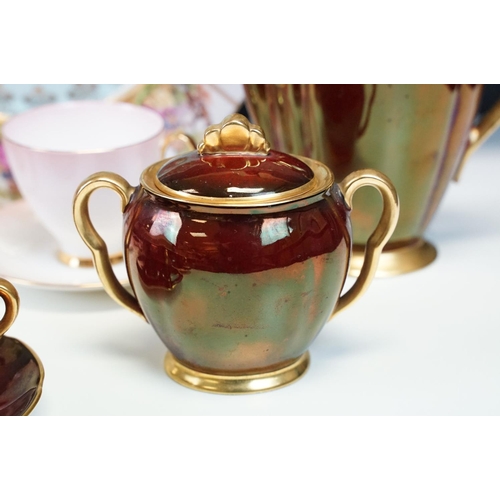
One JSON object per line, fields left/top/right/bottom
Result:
{"left": 245, "top": 84, "right": 482, "bottom": 246}
{"left": 124, "top": 185, "right": 350, "bottom": 374}
{"left": 0, "top": 336, "right": 42, "bottom": 416}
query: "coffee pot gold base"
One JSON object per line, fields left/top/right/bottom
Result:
{"left": 164, "top": 351, "right": 310, "bottom": 394}
{"left": 348, "top": 238, "right": 437, "bottom": 277}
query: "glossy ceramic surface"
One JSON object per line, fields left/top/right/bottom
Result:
{"left": 244, "top": 84, "right": 498, "bottom": 273}
{"left": 0, "top": 335, "right": 44, "bottom": 416}
{"left": 124, "top": 183, "right": 350, "bottom": 374}
{"left": 157, "top": 150, "right": 314, "bottom": 197}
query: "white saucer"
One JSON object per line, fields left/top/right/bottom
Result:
{"left": 0, "top": 199, "right": 129, "bottom": 291}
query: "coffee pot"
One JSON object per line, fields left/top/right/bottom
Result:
{"left": 245, "top": 84, "right": 500, "bottom": 276}
{"left": 73, "top": 114, "right": 399, "bottom": 394}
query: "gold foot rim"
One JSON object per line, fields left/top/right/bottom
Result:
{"left": 348, "top": 238, "right": 438, "bottom": 278}
{"left": 164, "top": 351, "right": 310, "bottom": 395}
{"left": 57, "top": 250, "right": 123, "bottom": 268}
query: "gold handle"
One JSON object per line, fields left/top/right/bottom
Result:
{"left": 73, "top": 172, "right": 146, "bottom": 321}
{"left": 161, "top": 131, "right": 197, "bottom": 158}
{"left": 0, "top": 277, "right": 19, "bottom": 338}
{"left": 454, "top": 99, "right": 500, "bottom": 181}
{"left": 331, "top": 169, "right": 399, "bottom": 318}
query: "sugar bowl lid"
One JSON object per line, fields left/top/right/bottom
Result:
{"left": 141, "top": 114, "right": 334, "bottom": 209}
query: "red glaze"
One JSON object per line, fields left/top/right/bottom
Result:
{"left": 120, "top": 146, "right": 352, "bottom": 374}
{"left": 158, "top": 150, "right": 314, "bottom": 198}
{"left": 125, "top": 186, "right": 350, "bottom": 288}
{"left": 123, "top": 185, "right": 351, "bottom": 373}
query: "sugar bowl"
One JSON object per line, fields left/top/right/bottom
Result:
{"left": 73, "top": 114, "right": 399, "bottom": 394}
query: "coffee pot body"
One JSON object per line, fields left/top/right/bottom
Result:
{"left": 245, "top": 84, "right": 500, "bottom": 276}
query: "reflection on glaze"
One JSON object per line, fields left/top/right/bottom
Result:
{"left": 0, "top": 336, "right": 42, "bottom": 416}
{"left": 227, "top": 187, "right": 265, "bottom": 195}
{"left": 149, "top": 211, "right": 182, "bottom": 245}
{"left": 260, "top": 217, "right": 292, "bottom": 246}
{"left": 157, "top": 150, "right": 314, "bottom": 198}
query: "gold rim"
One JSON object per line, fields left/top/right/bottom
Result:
{"left": 57, "top": 250, "right": 123, "bottom": 268}
{"left": 20, "top": 338, "right": 45, "bottom": 416}
{"left": 1, "top": 101, "right": 165, "bottom": 155}
{"left": 140, "top": 155, "right": 334, "bottom": 210}
{"left": 348, "top": 238, "right": 437, "bottom": 277}
{"left": 165, "top": 351, "right": 310, "bottom": 394}
{"left": 0, "top": 336, "right": 45, "bottom": 416}
{"left": 141, "top": 113, "right": 335, "bottom": 212}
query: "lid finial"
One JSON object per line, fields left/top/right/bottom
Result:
{"left": 198, "top": 114, "right": 270, "bottom": 155}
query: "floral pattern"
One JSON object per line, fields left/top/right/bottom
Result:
{"left": 122, "top": 84, "right": 244, "bottom": 141}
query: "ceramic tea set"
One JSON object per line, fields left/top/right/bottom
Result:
{"left": 1, "top": 84, "right": 499, "bottom": 414}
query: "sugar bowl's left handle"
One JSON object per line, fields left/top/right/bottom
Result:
{"left": 73, "top": 173, "right": 146, "bottom": 321}
{"left": 0, "top": 277, "right": 19, "bottom": 338}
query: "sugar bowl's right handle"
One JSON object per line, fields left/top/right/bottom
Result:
{"left": 0, "top": 277, "right": 19, "bottom": 338}
{"left": 161, "top": 131, "right": 197, "bottom": 158}
{"left": 331, "top": 169, "right": 399, "bottom": 318}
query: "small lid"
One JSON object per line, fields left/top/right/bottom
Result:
{"left": 141, "top": 114, "right": 334, "bottom": 209}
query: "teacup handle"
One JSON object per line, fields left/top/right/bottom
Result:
{"left": 73, "top": 173, "right": 146, "bottom": 321}
{"left": 331, "top": 169, "right": 399, "bottom": 319}
{"left": 0, "top": 277, "right": 20, "bottom": 338}
{"left": 161, "top": 131, "right": 197, "bottom": 158}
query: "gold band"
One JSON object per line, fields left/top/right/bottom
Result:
{"left": 57, "top": 250, "right": 123, "bottom": 268}
{"left": 141, "top": 154, "right": 334, "bottom": 211}
{"left": 165, "top": 351, "right": 310, "bottom": 394}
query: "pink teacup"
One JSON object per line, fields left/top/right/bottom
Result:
{"left": 2, "top": 100, "right": 165, "bottom": 267}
